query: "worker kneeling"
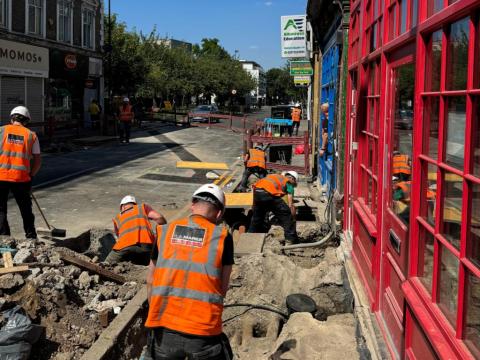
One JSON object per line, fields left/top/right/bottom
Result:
{"left": 248, "top": 171, "right": 299, "bottom": 244}
{"left": 144, "top": 184, "right": 234, "bottom": 360}
{"left": 105, "top": 195, "right": 166, "bottom": 265}
{"left": 239, "top": 144, "right": 267, "bottom": 191}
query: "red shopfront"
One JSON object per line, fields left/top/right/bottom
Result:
{"left": 344, "top": 0, "right": 480, "bottom": 359}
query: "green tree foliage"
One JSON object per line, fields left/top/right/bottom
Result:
{"left": 266, "top": 65, "right": 305, "bottom": 105}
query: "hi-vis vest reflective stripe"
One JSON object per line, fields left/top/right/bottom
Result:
{"left": 247, "top": 149, "right": 266, "bottom": 169}
{"left": 291, "top": 108, "right": 301, "bottom": 122}
{"left": 145, "top": 215, "right": 227, "bottom": 336}
{"left": 0, "top": 125, "right": 36, "bottom": 182}
{"left": 255, "top": 174, "right": 288, "bottom": 197}
{"left": 119, "top": 105, "right": 134, "bottom": 122}
{"left": 393, "top": 154, "right": 411, "bottom": 175}
{"left": 112, "top": 203, "right": 154, "bottom": 250}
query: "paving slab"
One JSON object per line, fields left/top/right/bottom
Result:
{"left": 235, "top": 233, "right": 266, "bottom": 256}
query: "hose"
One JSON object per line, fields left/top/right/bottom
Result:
{"left": 223, "top": 303, "right": 289, "bottom": 319}
{"left": 281, "top": 230, "right": 334, "bottom": 250}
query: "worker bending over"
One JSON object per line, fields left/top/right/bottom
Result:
{"left": 105, "top": 195, "right": 166, "bottom": 265}
{"left": 248, "top": 171, "right": 299, "bottom": 244}
{"left": 0, "top": 106, "right": 41, "bottom": 239}
{"left": 145, "top": 184, "right": 234, "bottom": 359}
{"left": 239, "top": 144, "right": 267, "bottom": 191}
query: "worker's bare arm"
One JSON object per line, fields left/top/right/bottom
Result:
{"left": 147, "top": 260, "right": 155, "bottom": 303}
{"left": 147, "top": 210, "right": 167, "bottom": 225}
{"left": 221, "top": 265, "right": 232, "bottom": 296}
{"left": 31, "top": 154, "right": 41, "bottom": 177}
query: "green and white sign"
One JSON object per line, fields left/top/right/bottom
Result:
{"left": 281, "top": 15, "right": 307, "bottom": 58}
{"left": 290, "top": 60, "right": 313, "bottom": 76}
{"left": 294, "top": 76, "right": 311, "bottom": 86}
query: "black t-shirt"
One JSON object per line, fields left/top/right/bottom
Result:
{"left": 150, "top": 229, "right": 234, "bottom": 266}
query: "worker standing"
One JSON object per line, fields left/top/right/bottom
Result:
{"left": 0, "top": 106, "right": 41, "bottom": 239}
{"left": 291, "top": 103, "right": 302, "bottom": 136}
{"left": 248, "top": 171, "right": 299, "bottom": 244}
{"left": 238, "top": 144, "right": 267, "bottom": 191}
{"left": 105, "top": 195, "right": 166, "bottom": 265}
{"left": 145, "top": 184, "right": 234, "bottom": 359}
{"left": 319, "top": 103, "right": 329, "bottom": 156}
{"left": 117, "top": 97, "right": 134, "bottom": 143}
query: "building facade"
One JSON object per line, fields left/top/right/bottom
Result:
{"left": 343, "top": 0, "right": 480, "bottom": 358}
{"left": 240, "top": 60, "right": 266, "bottom": 108}
{"left": 0, "top": 0, "right": 103, "bottom": 132}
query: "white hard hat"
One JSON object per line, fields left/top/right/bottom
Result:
{"left": 192, "top": 184, "right": 225, "bottom": 209}
{"left": 120, "top": 195, "right": 136, "bottom": 206}
{"left": 295, "top": 102, "right": 301, "bottom": 107}
{"left": 123, "top": 97, "right": 130, "bottom": 102}
{"left": 284, "top": 171, "right": 299, "bottom": 183}
{"left": 10, "top": 106, "right": 31, "bottom": 121}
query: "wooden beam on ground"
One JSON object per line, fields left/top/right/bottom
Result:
{"left": 225, "top": 193, "right": 253, "bottom": 208}
{"left": 176, "top": 161, "right": 229, "bottom": 170}
{"left": 0, "top": 252, "right": 29, "bottom": 274}
{"left": 58, "top": 250, "right": 126, "bottom": 284}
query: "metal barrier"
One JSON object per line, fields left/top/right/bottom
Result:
{"left": 186, "top": 112, "right": 257, "bottom": 132}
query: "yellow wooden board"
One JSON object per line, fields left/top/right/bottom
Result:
{"left": 225, "top": 193, "right": 253, "bottom": 208}
{"left": 176, "top": 161, "right": 229, "bottom": 170}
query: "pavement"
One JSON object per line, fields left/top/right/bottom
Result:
{"left": 6, "top": 121, "right": 244, "bottom": 239}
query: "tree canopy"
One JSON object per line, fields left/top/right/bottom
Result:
{"left": 265, "top": 65, "right": 306, "bottom": 105}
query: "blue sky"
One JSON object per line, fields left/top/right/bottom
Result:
{"left": 112, "top": 0, "right": 306, "bottom": 70}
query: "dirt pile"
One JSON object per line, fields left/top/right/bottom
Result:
{"left": 0, "top": 236, "right": 145, "bottom": 360}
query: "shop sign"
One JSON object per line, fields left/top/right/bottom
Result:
{"left": 281, "top": 15, "right": 307, "bottom": 58}
{"left": 65, "top": 54, "right": 77, "bottom": 70}
{"left": 0, "top": 39, "right": 49, "bottom": 78}
{"left": 50, "top": 49, "right": 89, "bottom": 79}
{"left": 290, "top": 60, "right": 313, "bottom": 76}
{"left": 293, "top": 76, "right": 311, "bottom": 86}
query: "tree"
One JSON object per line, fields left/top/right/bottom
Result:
{"left": 266, "top": 65, "right": 306, "bottom": 105}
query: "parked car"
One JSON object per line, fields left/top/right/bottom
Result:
{"left": 189, "top": 105, "right": 220, "bottom": 123}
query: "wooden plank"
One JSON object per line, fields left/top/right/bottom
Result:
{"left": 58, "top": 250, "right": 126, "bottom": 284}
{"left": 0, "top": 265, "right": 29, "bottom": 275}
{"left": 225, "top": 193, "right": 253, "bottom": 208}
{"left": 220, "top": 175, "right": 233, "bottom": 187}
{"left": 176, "top": 161, "right": 229, "bottom": 170}
{"left": 214, "top": 171, "right": 228, "bottom": 185}
{"left": 3, "top": 252, "right": 13, "bottom": 268}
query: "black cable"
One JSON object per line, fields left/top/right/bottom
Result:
{"left": 223, "top": 303, "right": 289, "bottom": 319}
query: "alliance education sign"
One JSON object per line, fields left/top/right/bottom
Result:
{"left": 281, "top": 15, "right": 307, "bottom": 58}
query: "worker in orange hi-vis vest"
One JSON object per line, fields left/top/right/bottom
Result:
{"left": 105, "top": 195, "right": 166, "bottom": 265}
{"left": 291, "top": 103, "right": 302, "bottom": 136}
{"left": 144, "top": 184, "right": 234, "bottom": 360}
{"left": 392, "top": 152, "right": 412, "bottom": 181}
{"left": 238, "top": 144, "right": 268, "bottom": 191}
{"left": 0, "top": 106, "right": 41, "bottom": 239}
{"left": 117, "top": 97, "right": 134, "bottom": 143}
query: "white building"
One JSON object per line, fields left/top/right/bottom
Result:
{"left": 240, "top": 60, "right": 266, "bottom": 107}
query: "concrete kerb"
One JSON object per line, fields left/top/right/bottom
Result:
{"left": 81, "top": 159, "right": 243, "bottom": 360}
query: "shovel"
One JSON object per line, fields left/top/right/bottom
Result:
{"left": 31, "top": 192, "right": 67, "bottom": 238}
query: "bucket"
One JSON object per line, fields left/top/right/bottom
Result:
{"left": 285, "top": 293, "right": 317, "bottom": 317}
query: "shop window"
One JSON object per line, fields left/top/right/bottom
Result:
{"left": 428, "top": 0, "right": 443, "bottom": 17}
{"left": 446, "top": 18, "right": 469, "bottom": 91}
{"left": 438, "top": 246, "right": 459, "bottom": 327}
{"left": 58, "top": 0, "right": 72, "bottom": 43}
{"left": 445, "top": 97, "right": 466, "bottom": 170}
{"left": 423, "top": 96, "right": 440, "bottom": 160}
{"left": 425, "top": 31, "right": 442, "bottom": 92}
{"left": 28, "top": 0, "right": 44, "bottom": 36}
{"left": 464, "top": 271, "right": 480, "bottom": 356}
{"left": 468, "top": 183, "right": 480, "bottom": 267}
{"left": 82, "top": 7, "right": 95, "bottom": 49}
{"left": 0, "top": 0, "right": 8, "bottom": 28}
{"left": 422, "top": 162, "right": 438, "bottom": 226}
{"left": 418, "top": 228, "right": 435, "bottom": 294}
{"left": 441, "top": 171, "right": 463, "bottom": 249}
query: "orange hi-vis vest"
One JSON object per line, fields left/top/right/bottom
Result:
{"left": 247, "top": 149, "right": 266, "bottom": 169}
{"left": 255, "top": 174, "right": 289, "bottom": 197}
{"left": 0, "top": 124, "right": 36, "bottom": 183}
{"left": 291, "top": 108, "right": 301, "bottom": 122}
{"left": 145, "top": 215, "right": 228, "bottom": 336}
{"left": 393, "top": 154, "right": 411, "bottom": 176}
{"left": 118, "top": 104, "right": 134, "bottom": 122}
{"left": 112, "top": 203, "right": 154, "bottom": 251}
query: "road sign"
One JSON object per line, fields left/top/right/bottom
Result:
{"left": 281, "top": 15, "right": 307, "bottom": 58}
{"left": 290, "top": 61, "right": 313, "bottom": 76}
{"left": 294, "top": 76, "right": 311, "bottom": 86}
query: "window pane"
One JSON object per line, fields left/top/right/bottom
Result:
{"left": 423, "top": 96, "right": 440, "bottom": 160}
{"left": 445, "top": 97, "right": 466, "bottom": 169}
{"left": 373, "top": 0, "right": 377, "bottom": 19}
{"left": 474, "top": 99, "right": 480, "bottom": 176}
{"left": 28, "top": 7, "right": 35, "bottom": 33}
{"left": 371, "top": 23, "right": 377, "bottom": 52}
{"left": 428, "top": 0, "right": 443, "bottom": 17}
{"left": 400, "top": 0, "right": 407, "bottom": 34}
{"left": 442, "top": 171, "right": 463, "bottom": 249}
{"left": 425, "top": 30, "right": 442, "bottom": 92}
{"left": 411, "top": 0, "right": 418, "bottom": 28}
{"left": 389, "top": 5, "right": 397, "bottom": 41}
{"left": 369, "top": 63, "right": 376, "bottom": 95}
{"left": 464, "top": 271, "right": 480, "bottom": 356}
{"left": 438, "top": 247, "right": 459, "bottom": 326}
{"left": 468, "top": 183, "right": 480, "bottom": 267}
{"left": 423, "top": 162, "right": 437, "bottom": 226}
{"left": 369, "top": 100, "right": 375, "bottom": 133}
{"left": 448, "top": 0, "right": 459, "bottom": 4}
{"left": 447, "top": 18, "right": 469, "bottom": 91}
{"left": 0, "top": 0, "right": 6, "bottom": 28}
{"left": 418, "top": 228, "right": 435, "bottom": 294}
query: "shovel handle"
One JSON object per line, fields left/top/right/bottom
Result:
{"left": 31, "top": 192, "right": 52, "bottom": 230}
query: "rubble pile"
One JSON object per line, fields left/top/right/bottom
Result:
{"left": 0, "top": 237, "right": 145, "bottom": 360}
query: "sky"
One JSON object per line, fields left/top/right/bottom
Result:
{"left": 112, "top": 0, "right": 306, "bottom": 70}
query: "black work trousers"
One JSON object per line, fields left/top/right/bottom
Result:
{"left": 144, "top": 328, "right": 232, "bottom": 360}
{"left": 0, "top": 181, "right": 36, "bottom": 239}
{"left": 248, "top": 189, "right": 297, "bottom": 242}
{"left": 119, "top": 121, "right": 132, "bottom": 142}
{"left": 239, "top": 166, "right": 267, "bottom": 189}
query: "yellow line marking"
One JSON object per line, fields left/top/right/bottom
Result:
{"left": 176, "top": 161, "right": 229, "bottom": 170}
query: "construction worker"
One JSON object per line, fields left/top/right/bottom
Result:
{"left": 117, "top": 97, "right": 134, "bottom": 143}
{"left": 392, "top": 152, "right": 412, "bottom": 181}
{"left": 393, "top": 181, "right": 412, "bottom": 224}
{"left": 319, "top": 103, "right": 329, "bottom": 156}
{"left": 291, "top": 103, "right": 302, "bottom": 136}
{"left": 0, "top": 106, "right": 41, "bottom": 239}
{"left": 145, "top": 184, "right": 234, "bottom": 359}
{"left": 248, "top": 171, "right": 299, "bottom": 244}
{"left": 238, "top": 144, "right": 267, "bottom": 191}
{"left": 105, "top": 195, "right": 166, "bottom": 265}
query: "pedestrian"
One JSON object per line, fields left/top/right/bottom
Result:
{"left": 248, "top": 171, "right": 299, "bottom": 244}
{"left": 319, "top": 103, "right": 329, "bottom": 156}
{"left": 291, "top": 103, "right": 302, "bottom": 136}
{"left": 88, "top": 99, "right": 101, "bottom": 129}
{"left": 238, "top": 144, "right": 267, "bottom": 191}
{"left": 117, "top": 97, "right": 134, "bottom": 143}
{"left": 0, "top": 106, "right": 41, "bottom": 239}
{"left": 105, "top": 195, "right": 166, "bottom": 265}
{"left": 144, "top": 184, "right": 234, "bottom": 360}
